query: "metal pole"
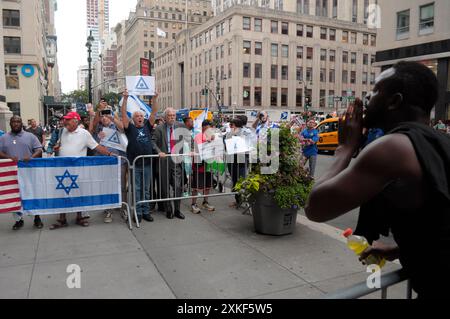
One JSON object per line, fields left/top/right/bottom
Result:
{"left": 87, "top": 31, "right": 93, "bottom": 104}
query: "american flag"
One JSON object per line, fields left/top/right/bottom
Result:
{"left": 0, "top": 159, "right": 21, "bottom": 214}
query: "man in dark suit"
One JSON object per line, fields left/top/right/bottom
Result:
{"left": 151, "top": 108, "right": 188, "bottom": 219}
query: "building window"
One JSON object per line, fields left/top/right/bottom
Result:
{"left": 7, "top": 102, "right": 20, "bottom": 116}
{"left": 351, "top": 52, "right": 357, "bottom": 64}
{"left": 320, "top": 49, "right": 327, "bottom": 61}
{"left": 228, "top": 42, "right": 232, "bottom": 56}
{"left": 271, "top": 20, "right": 278, "bottom": 33}
{"left": 363, "top": 54, "right": 368, "bottom": 65}
{"left": 296, "top": 89, "right": 303, "bottom": 107}
{"left": 297, "top": 46, "right": 303, "bottom": 59}
{"left": 282, "top": 45, "right": 289, "bottom": 58}
{"left": 255, "top": 64, "right": 262, "bottom": 78}
{"left": 332, "top": 0, "right": 338, "bottom": 18}
{"left": 297, "top": 0, "right": 310, "bottom": 15}
{"left": 320, "top": 68, "right": 326, "bottom": 82}
{"left": 320, "top": 27, "right": 327, "bottom": 40}
{"left": 271, "top": 43, "right": 278, "bottom": 57}
{"left": 316, "top": 0, "right": 328, "bottom": 17}
{"left": 362, "top": 72, "right": 368, "bottom": 85}
{"left": 281, "top": 88, "right": 288, "bottom": 107}
{"left": 351, "top": 32, "right": 357, "bottom": 44}
{"left": 243, "top": 87, "right": 251, "bottom": 107}
{"left": 271, "top": 65, "right": 278, "bottom": 79}
{"left": 396, "top": 10, "right": 410, "bottom": 38}
{"left": 255, "top": 18, "right": 262, "bottom": 32}
{"left": 419, "top": 3, "right": 434, "bottom": 34}
{"left": 329, "top": 29, "right": 336, "bottom": 41}
{"left": 351, "top": 71, "right": 356, "bottom": 84}
{"left": 255, "top": 87, "right": 262, "bottom": 106}
{"left": 243, "top": 17, "right": 251, "bottom": 30}
{"left": 371, "top": 55, "right": 376, "bottom": 64}
{"left": 271, "top": 88, "right": 278, "bottom": 106}
{"left": 221, "top": 45, "right": 224, "bottom": 58}
{"left": 3, "top": 9, "right": 20, "bottom": 27}
{"left": 255, "top": 42, "right": 262, "bottom": 55}
{"left": 306, "top": 68, "right": 313, "bottom": 81}
{"left": 329, "top": 49, "right": 336, "bottom": 62}
{"left": 342, "top": 70, "right": 348, "bottom": 83}
{"left": 281, "top": 66, "right": 288, "bottom": 80}
{"left": 370, "top": 73, "right": 375, "bottom": 84}
{"left": 243, "top": 41, "right": 251, "bottom": 54}
{"left": 306, "top": 25, "right": 313, "bottom": 37}
{"left": 342, "top": 31, "right": 349, "bottom": 43}
{"left": 216, "top": 46, "right": 220, "bottom": 59}
{"left": 243, "top": 63, "right": 251, "bottom": 78}
{"left": 306, "top": 47, "right": 313, "bottom": 59}
{"left": 3, "top": 36, "right": 21, "bottom": 54}
{"left": 281, "top": 22, "right": 289, "bottom": 35}
{"left": 296, "top": 66, "right": 303, "bottom": 81}
{"left": 320, "top": 90, "right": 326, "bottom": 108}
{"left": 352, "top": 0, "right": 358, "bottom": 22}
{"left": 5, "top": 64, "right": 19, "bottom": 89}
{"left": 343, "top": 51, "right": 348, "bottom": 63}
{"left": 370, "top": 34, "right": 376, "bottom": 46}
{"left": 297, "top": 24, "right": 303, "bottom": 37}
{"left": 363, "top": 34, "right": 369, "bottom": 45}
{"left": 228, "top": 63, "right": 232, "bottom": 78}
{"left": 329, "top": 69, "right": 335, "bottom": 83}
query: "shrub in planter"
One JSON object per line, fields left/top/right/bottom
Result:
{"left": 235, "top": 125, "right": 313, "bottom": 235}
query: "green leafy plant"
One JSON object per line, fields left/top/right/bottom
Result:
{"left": 235, "top": 124, "right": 313, "bottom": 210}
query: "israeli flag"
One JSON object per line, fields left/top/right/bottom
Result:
{"left": 18, "top": 157, "right": 121, "bottom": 215}
{"left": 119, "top": 94, "right": 152, "bottom": 119}
{"left": 193, "top": 108, "right": 208, "bottom": 135}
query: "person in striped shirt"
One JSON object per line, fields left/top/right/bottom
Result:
{"left": 0, "top": 116, "right": 43, "bottom": 230}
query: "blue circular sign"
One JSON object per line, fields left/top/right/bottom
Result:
{"left": 21, "top": 64, "right": 35, "bottom": 77}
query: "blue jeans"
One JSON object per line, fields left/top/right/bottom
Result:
{"left": 305, "top": 155, "right": 317, "bottom": 177}
{"left": 134, "top": 165, "right": 152, "bottom": 217}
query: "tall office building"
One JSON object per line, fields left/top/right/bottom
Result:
{"left": 86, "top": 0, "right": 110, "bottom": 63}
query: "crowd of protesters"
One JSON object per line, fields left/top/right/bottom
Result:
{"left": 0, "top": 84, "right": 448, "bottom": 231}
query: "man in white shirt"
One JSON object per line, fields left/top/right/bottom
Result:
{"left": 50, "top": 112, "right": 116, "bottom": 229}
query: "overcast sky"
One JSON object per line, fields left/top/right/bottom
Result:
{"left": 55, "top": 0, "right": 137, "bottom": 94}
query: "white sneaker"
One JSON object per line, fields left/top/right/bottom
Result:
{"left": 191, "top": 204, "right": 201, "bottom": 214}
{"left": 202, "top": 202, "right": 215, "bottom": 212}
{"left": 104, "top": 211, "right": 113, "bottom": 223}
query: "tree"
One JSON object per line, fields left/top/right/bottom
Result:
{"left": 61, "top": 90, "right": 89, "bottom": 104}
{"left": 102, "top": 92, "right": 120, "bottom": 107}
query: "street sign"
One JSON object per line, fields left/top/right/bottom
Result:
{"left": 140, "top": 58, "right": 150, "bottom": 76}
{"left": 334, "top": 96, "right": 342, "bottom": 102}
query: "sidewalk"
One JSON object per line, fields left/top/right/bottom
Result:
{"left": 0, "top": 195, "right": 409, "bottom": 299}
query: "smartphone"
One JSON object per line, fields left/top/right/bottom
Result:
{"left": 101, "top": 109, "right": 112, "bottom": 116}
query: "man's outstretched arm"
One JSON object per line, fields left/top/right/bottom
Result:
{"left": 305, "top": 134, "right": 422, "bottom": 222}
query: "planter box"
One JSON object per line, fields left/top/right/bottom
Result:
{"left": 251, "top": 192, "right": 298, "bottom": 236}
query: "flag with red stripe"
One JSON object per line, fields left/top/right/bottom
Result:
{"left": 0, "top": 159, "right": 21, "bottom": 214}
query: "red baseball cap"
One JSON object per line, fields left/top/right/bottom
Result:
{"left": 63, "top": 112, "right": 81, "bottom": 121}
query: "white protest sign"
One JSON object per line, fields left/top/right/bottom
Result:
{"left": 126, "top": 76, "right": 155, "bottom": 96}
{"left": 197, "top": 138, "right": 224, "bottom": 161}
{"left": 225, "top": 136, "right": 250, "bottom": 155}
{"left": 100, "top": 127, "right": 128, "bottom": 153}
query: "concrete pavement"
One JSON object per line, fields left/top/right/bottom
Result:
{"left": 0, "top": 193, "right": 410, "bottom": 299}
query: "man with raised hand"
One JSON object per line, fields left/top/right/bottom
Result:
{"left": 306, "top": 61, "right": 450, "bottom": 299}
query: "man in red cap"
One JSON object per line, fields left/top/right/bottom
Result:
{"left": 50, "top": 111, "right": 117, "bottom": 229}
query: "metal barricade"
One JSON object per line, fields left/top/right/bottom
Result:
{"left": 324, "top": 269, "right": 413, "bottom": 299}
{"left": 131, "top": 152, "right": 252, "bottom": 228}
{"left": 118, "top": 156, "right": 133, "bottom": 230}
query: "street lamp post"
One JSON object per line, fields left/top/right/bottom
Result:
{"left": 86, "top": 31, "right": 94, "bottom": 104}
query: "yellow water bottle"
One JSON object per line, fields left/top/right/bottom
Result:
{"left": 343, "top": 228, "right": 386, "bottom": 268}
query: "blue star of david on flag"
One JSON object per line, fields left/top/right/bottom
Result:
{"left": 55, "top": 170, "right": 79, "bottom": 195}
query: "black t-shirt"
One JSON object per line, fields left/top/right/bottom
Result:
{"left": 26, "top": 126, "right": 44, "bottom": 144}
{"left": 125, "top": 121, "right": 154, "bottom": 165}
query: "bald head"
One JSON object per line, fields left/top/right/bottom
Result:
{"left": 10, "top": 115, "right": 23, "bottom": 133}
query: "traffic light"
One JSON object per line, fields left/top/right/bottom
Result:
{"left": 305, "top": 96, "right": 312, "bottom": 109}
